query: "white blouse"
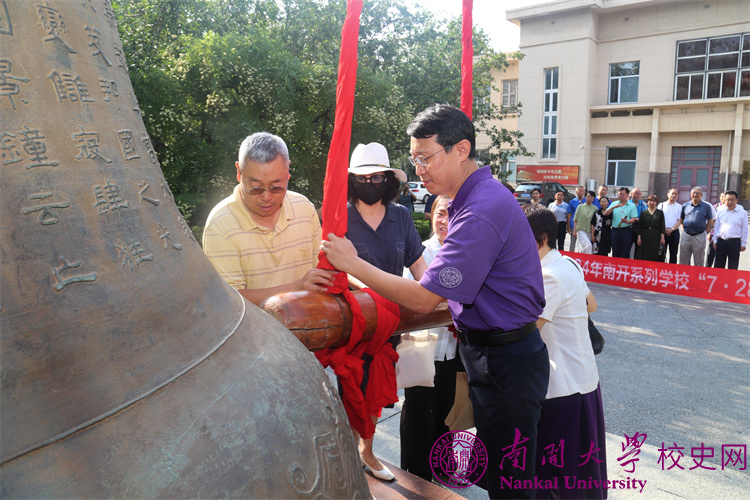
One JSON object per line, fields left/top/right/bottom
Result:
{"left": 539, "top": 249, "right": 599, "bottom": 399}
{"left": 404, "top": 234, "right": 457, "bottom": 361}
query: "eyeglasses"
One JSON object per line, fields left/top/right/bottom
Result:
{"left": 353, "top": 174, "right": 386, "bottom": 184}
{"left": 408, "top": 147, "right": 448, "bottom": 168}
{"left": 241, "top": 179, "right": 287, "bottom": 196}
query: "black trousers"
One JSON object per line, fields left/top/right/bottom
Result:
{"left": 460, "top": 330, "right": 549, "bottom": 499}
{"left": 665, "top": 229, "right": 680, "bottom": 264}
{"left": 400, "top": 351, "right": 462, "bottom": 481}
{"left": 629, "top": 224, "right": 642, "bottom": 258}
{"left": 706, "top": 239, "right": 716, "bottom": 267}
{"left": 714, "top": 238, "right": 741, "bottom": 270}
{"left": 555, "top": 221, "right": 567, "bottom": 251}
{"left": 611, "top": 228, "right": 632, "bottom": 259}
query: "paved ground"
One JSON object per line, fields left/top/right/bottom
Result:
{"left": 339, "top": 273, "right": 749, "bottom": 499}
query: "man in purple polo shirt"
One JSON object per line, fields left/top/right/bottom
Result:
{"left": 323, "top": 104, "right": 549, "bottom": 499}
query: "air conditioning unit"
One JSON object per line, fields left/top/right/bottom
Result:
{"left": 587, "top": 179, "right": 598, "bottom": 192}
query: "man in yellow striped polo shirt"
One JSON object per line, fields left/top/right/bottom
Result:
{"left": 203, "top": 132, "right": 337, "bottom": 305}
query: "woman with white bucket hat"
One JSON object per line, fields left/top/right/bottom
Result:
{"left": 343, "top": 142, "right": 427, "bottom": 481}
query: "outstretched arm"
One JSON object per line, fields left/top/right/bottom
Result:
{"left": 241, "top": 268, "right": 338, "bottom": 306}
{"left": 322, "top": 234, "right": 443, "bottom": 314}
{"left": 587, "top": 290, "right": 597, "bottom": 313}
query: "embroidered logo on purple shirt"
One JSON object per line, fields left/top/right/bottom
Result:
{"left": 439, "top": 267, "right": 462, "bottom": 288}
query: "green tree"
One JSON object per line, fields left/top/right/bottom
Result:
{"left": 113, "top": 0, "right": 525, "bottom": 224}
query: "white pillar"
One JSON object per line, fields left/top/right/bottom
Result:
{"left": 648, "top": 108, "right": 660, "bottom": 174}
{"left": 731, "top": 103, "right": 744, "bottom": 175}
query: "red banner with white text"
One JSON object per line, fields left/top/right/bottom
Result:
{"left": 517, "top": 165, "right": 580, "bottom": 184}
{"left": 560, "top": 251, "right": 750, "bottom": 305}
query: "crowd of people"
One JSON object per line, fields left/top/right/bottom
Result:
{"left": 200, "top": 104, "right": 745, "bottom": 499}
{"left": 324, "top": 105, "right": 553, "bottom": 499}
{"left": 552, "top": 184, "right": 748, "bottom": 270}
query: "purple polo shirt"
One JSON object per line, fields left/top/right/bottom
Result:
{"left": 420, "top": 167, "right": 545, "bottom": 332}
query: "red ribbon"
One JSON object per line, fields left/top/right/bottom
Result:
{"left": 316, "top": 0, "right": 362, "bottom": 294}
{"left": 460, "top": 0, "right": 474, "bottom": 119}
{"left": 360, "top": 289, "right": 400, "bottom": 424}
{"left": 313, "top": 288, "right": 401, "bottom": 440}
{"left": 313, "top": 289, "right": 368, "bottom": 435}
{"left": 313, "top": 0, "right": 401, "bottom": 440}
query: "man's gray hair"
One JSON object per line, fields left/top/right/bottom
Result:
{"left": 238, "top": 132, "right": 290, "bottom": 164}
{"left": 577, "top": 184, "right": 585, "bottom": 189}
{"left": 690, "top": 186, "right": 703, "bottom": 194}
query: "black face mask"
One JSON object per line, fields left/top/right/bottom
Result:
{"left": 354, "top": 182, "right": 387, "bottom": 205}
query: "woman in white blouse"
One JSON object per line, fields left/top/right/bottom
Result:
{"left": 400, "top": 195, "right": 462, "bottom": 481}
{"left": 523, "top": 203, "right": 607, "bottom": 500}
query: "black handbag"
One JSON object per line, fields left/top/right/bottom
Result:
{"left": 588, "top": 316, "right": 604, "bottom": 355}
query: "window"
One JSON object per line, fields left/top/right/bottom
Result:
{"left": 502, "top": 155, "right": 517, "bottom": 183}
{"left": 502, "top": 80, "right": 518, "bottom": 109}
{"left": 606, "top": 148, "right": 636, "bottom": 187}
{"left": 675, "top": 73, "right": 704, "bottom": 100}
{"left": 675, "top": 33, "right": 750, "bottom": 100}
{"left": 475, "top": 84, "right": 491, "bottom": 114}
{"left": 707, "top": 71, "right": 736, "bottom": 98}
{"left": 609, "top": 61, "right": 640, "bottom": 104}
{"left": 542, "top": 68, "right": 558, "bottom": 159}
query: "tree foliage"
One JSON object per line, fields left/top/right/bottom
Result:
{"left": 113, "top": 0, "right": 527, "bottom": 224}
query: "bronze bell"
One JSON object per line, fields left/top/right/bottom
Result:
{"left": 0, "top": 1, "right": 369, "bottom": 497}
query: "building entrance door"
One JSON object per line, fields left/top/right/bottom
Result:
{"left": 670, "top": 147, "right": 721, "bottom": 204}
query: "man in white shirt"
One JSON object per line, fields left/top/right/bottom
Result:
{"left": 658, "top": 188, "right": 682, "bottom": 264}
{"left": 712, "top": 190, "right": 748, "bottom": 270}
{"left": 548, "top": 190, "right": 570, "bottom": 250}
{"left": 706, "top": 192, "right": 726, "bottom": 267}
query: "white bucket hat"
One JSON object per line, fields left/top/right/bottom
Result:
{"left": 348, "top": 143, "right": 407, "bottom": 183}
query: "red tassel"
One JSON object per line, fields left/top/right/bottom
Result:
{"left": 460, "top": 0, "right": 474, "bottom": 119}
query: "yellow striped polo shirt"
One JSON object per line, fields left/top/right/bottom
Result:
{"left": 202, "top": 185, "right": 321, "bottom": 290}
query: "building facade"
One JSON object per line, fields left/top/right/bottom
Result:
{"left": 476, "top": 56, "right": 520, "bottom": 183}
{"left": 506, "top": 0, "right": 750, "bottom": 205}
